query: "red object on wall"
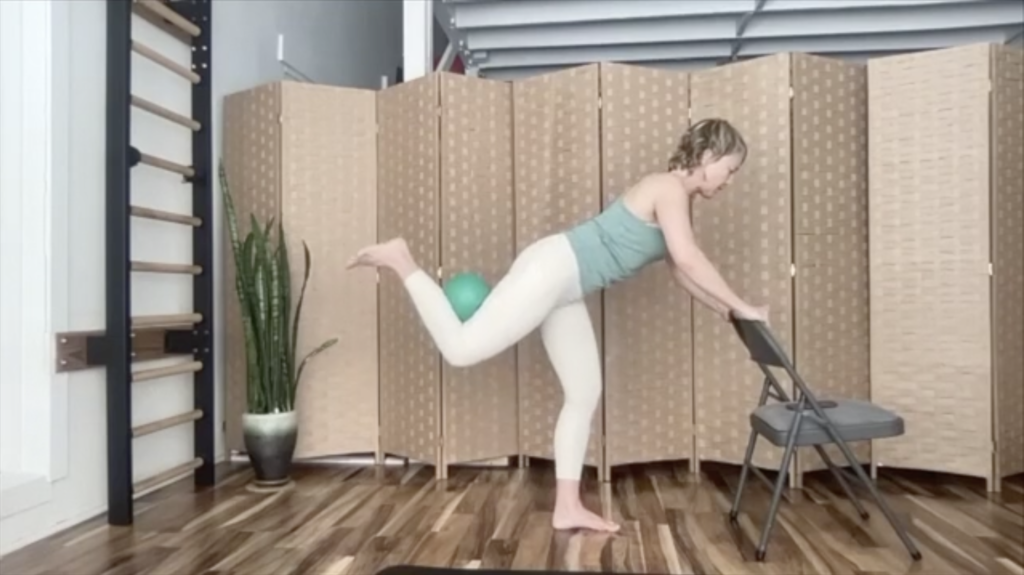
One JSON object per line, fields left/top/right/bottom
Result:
{"left": 434, "top": 50, "right": 465, "bottom": 75}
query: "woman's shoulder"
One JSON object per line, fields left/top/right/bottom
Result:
{"left": 628, "top": 172, "right": 684, "bottom": 201}
{"left": 643, "top": 171, "right": 682, "bottom": 187}
{"left": 620, "top": 172, "right": 685, "bottom": 219}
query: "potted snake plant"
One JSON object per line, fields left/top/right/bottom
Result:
{"left": 220, "top": 162, "right": 338, "bottom": 486}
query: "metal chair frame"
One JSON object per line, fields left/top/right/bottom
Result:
{"left": 727, "top": 318, "right": 923, "bottom": 562}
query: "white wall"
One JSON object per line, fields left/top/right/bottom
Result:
{"left": 0, "top": 0, "right": 63, "bottom": 531}
{"left": 0, "top": 0, "right": 27, "bottom": 473}
{"left": 0, "top": 0, "right": 400, "bottom": 557}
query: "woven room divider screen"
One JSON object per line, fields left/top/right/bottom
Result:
{"left": 220, "top": 57, "right": 869, "bottom": 482}
{"left": 868, "top": 44, "right": 1024, "bottom": 491}
{"left": 375, "top": 73, "right": 520, "bottom": 478}
{"left": 222, "top": 46, "right": 1017, "bottom": 487}
{"left": 512, "top": 65, "right": 606, "bottom": 472}
{"left": 689, "top": 53, "right": 871, "bottom": 484}
{"left": 600, "top": 63, "right": 695, "bottom": 476}
{"left": 222, "top": 82, "right": 380, "bottom": 459}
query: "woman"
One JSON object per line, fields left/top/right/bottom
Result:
{"left": 347, "top": 118, "right": 768, "bottom": 533}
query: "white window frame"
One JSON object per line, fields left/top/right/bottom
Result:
{"left": 402, "top": 0, "right": 433, "bottom": 81}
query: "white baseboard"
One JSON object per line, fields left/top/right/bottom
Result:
{"left": 0, "top": 452, "right": 230, "bottom": 557}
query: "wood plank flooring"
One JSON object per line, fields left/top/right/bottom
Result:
{"left": 2, "top": 460, "right": 1021, "bottom": 575}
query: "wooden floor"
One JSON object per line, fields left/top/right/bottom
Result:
{"left": 2, "top": 460, "right": 1022, "bottom": 575}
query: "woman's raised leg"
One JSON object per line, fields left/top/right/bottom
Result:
{"left": 347, "top": 236, "right": 576, "bottom": 367}
{"left": 541, "top": 299, "right": 620, "bottom": 533}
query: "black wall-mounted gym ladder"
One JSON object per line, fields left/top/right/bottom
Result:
{"left": 55, "top": 0, "right": 216, "bottom": 526}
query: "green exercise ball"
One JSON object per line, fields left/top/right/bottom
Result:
{"left": 443, "top": 272, "right": 491, "bottom": 321}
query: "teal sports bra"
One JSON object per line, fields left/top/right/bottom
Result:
{"left": 563, "top": 198, "right": 669, "bottom": 295}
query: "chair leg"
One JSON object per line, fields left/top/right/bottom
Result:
{"left": 756, "top": 423, "right": 801, "bottom": 561}
{"left": 730, "top": 429, "right": 760, "bottom": 522}
{"left": 829, "top": 437, "right": 923, "bottom": 561}
{"left": 815, "top": 445, "right": 870, "bottom": 519}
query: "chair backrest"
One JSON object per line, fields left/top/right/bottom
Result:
{"left": 730, "top": 318, "right": 826, "bottom": 407}
{"left": 729, "top": 318, "right": 792, "bottom": 368}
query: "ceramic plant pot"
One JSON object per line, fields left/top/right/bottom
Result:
{"left": 242, "top": 411, "right": 298, "bottom": 486}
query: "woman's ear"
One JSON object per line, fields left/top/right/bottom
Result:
{"left": 699, "top": 149, "right": 716, "bottom": 166}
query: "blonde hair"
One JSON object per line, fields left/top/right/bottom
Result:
{"left": 667, "top": 118, "right": 747, "bottom": 171}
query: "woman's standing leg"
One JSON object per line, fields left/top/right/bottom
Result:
{"left": 541, "top": 299, "right": 620, "bottom": 532}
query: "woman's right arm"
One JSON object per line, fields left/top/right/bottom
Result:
{"left": 668, "top": 261, "right": 731, "bottom": 320}
{"left": 653, "top": 180, "right": 765, "bottom": 321}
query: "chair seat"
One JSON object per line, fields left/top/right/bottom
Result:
{"left": 750, "top": 399, "right": 904, "bottom": 447}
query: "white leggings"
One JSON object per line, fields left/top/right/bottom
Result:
{"left": 401, "top": 234, "right": 601, "bottom": 480}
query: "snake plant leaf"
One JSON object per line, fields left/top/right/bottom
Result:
{"left": 220, "top": 159, "right": 340, "bottom": 415}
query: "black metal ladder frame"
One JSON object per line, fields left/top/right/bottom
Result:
{"left": 104, "top": 0, "right": 215, "bottom": 525}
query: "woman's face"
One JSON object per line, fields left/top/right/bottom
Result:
{"left": 697, "top": 151, "right": 744, "bottom": 198}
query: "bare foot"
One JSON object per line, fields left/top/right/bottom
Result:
{"left": 552, "top": 505, "right": 620, "bottom": 533}
{"left": 345, "top": 238, "right": 416, "bottom": 277}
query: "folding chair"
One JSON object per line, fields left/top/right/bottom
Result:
{"left": 727, "top": 318, "right": 922, "bottom": 562}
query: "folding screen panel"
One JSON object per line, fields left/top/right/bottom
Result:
{"left": 513, "top": 64, "right": 604, "bottom": 472}
{"left": 598, "top": 63, "right": 695, "bottom": 474}
{"left": 992, "top": 45, "right": 1024, "bottom": 481}
{"left": 279, "top": 84, "right": 380, "bottom": 458}
{"left": 789, "top": 54, "right": 871, "bottom": 474}
{"left": 868, "top": 45, "right": 995, "bottom": 482}
{"left": 222, "top": 83, "right": 284, "bottom": 452}
{"left": 689, "top": 55, "right": 794, "bottom": 470}
{"left": 377, "top": 76, "right": 443, "bottom": 467}
{"left": 439, "top": 73, "right": 518, "bottom": 470}
{"left": 222, "top": 82, "right": 380, "bottom": 458}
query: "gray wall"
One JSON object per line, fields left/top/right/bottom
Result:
{"left": 213, "top": 0, "right": 401, "bottom": 91}
{"left": 434, "top": 16, "right": 449, "bottom": 64}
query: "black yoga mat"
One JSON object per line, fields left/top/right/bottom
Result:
{"left": 377, "top": 567, "right": 672, "bottom": 575}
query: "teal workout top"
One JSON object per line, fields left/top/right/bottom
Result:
{"left": 564, "top": 198, "right": 669, "bottom": 295}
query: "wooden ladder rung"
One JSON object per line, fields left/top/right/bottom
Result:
{"left": 133, "top": 0, "right": 201, "bottom": 38}
{"left": 131, "top": 205, "right": 202, "bottom": 227}
{"left": 132, "top": 313, "right": 202, "bottom": 329}
{"left": 138, "top": 151, "right": 195, "bottom": 178}
{"left": 132, "top": 360, "right": 202, "bottom": 383}
{"left": 131, "top": 40, "right": 201, "bottom": 84}
{"left": 131, "top": 95, "right": 201, "bottom": 131}
{"left": 133, "top": 409, "right": 203, "bottom": 438}
{"left": 132, "top": 457, "right": 203, "bottom": 494}
{"left": 132, "top": 261, "right": 202, "bottom": 275}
